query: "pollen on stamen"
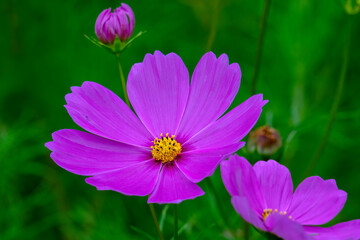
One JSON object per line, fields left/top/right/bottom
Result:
{"left": 262, "top": 208, "right": 273, "bottom": 221}
{"left": 151, "top": 133, "right": 182, "bottom": 163}
{"left": 262, "top": 208, "right": 292, "bottom": 221}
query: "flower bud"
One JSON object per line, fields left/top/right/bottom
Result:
{"left": 248, "top": 126, "right": 282, "bottom": 156}
{"left": 95, "top": 3, "right": 135, "bottom": 44}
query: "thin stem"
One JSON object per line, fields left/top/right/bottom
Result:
{"left": 251, "top": 0, "right": 271, "bottom": 95}
{"left": 243, "top": 222, "right": 250, "bottom": 240}
{"left": 206, "top": 0, "right": 221, "bottom": 51}
{"left": 115, "top": 53, "right": 130, "bottom": 107}
{"left": 174, "top": 204, "right": 178, "bottom": 240}
{"left": 304, "top": 17, "right": 352, "bottom": 177}
{"left": 206, "top": 178, "right": 230, "bottom": 227}
{"left": 149, "top": 203, "right": 165, "bottom": 240}
{"left": 206, "top": 178, "right": 237, "bottom": 238}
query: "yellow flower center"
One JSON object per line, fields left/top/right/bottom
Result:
{"left": 151, "top": 133, "right": 182, "bottom": 163}
{"left": 262, "top": 208, "right": 292, "bottom": 221}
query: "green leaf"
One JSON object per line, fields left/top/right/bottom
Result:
{"left": 159, "top": 204, "right": 170, "bottom": 231}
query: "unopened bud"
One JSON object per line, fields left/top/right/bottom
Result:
{"left": 95, "top": 3, "right": 135, "bottom": 44}
{"left": 248, "top": 126, "right": 282, "bottom": 155}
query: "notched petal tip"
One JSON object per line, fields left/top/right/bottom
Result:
{"left": 127, "top": 49, "right": 189, "bottom": 137}
{"left": 289, "top": 175, "right": 348, "bottom": 225}
{"left": 238, "top": 141, "right": 246, "bottom": 149}
{"left": 81, "top": 81, "right": 97, "bottom": 88}
{"left": 228, "top": 62, "right": 241, "bottom": 76}
{"left": 153, "top": 50, "right": 165, "bottom": 57}
{"left": 253, "top": 159, "right": 283, "bottom": 169}
{"left": 262, "top": 99, "right": 269, "bottom": 107}
{"left": 120, "top": 2, "right": 131, "bottom": 8}
{"left": 248, "top": 94, "right": 268, "bottom": 108}
{"left": 69, "top": 86, "right": 81, "bottom": 93}
{"left": 44, "top": 141, "right": 54, "bottom": 150}
{"left": 218, "top": 53, "right": 229, "bottom": 64}
{"left": 202, "top": 51, "right": 216, "bottom": 59}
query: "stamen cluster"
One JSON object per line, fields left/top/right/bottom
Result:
{"left": 262, "top": 208, "right": 292, "bottom": 221}
{"left": 151, "top": 133, "right": 182, "bottom": 163}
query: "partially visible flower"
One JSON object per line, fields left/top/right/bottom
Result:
{"left": 221, "top": 155, "right": 360, "bottom": 240}
{"left": 95, "top": 3, "right": 135, "bottom": 44}
{"left": 247, "top": 125, "right": 282, "bottom": 155}
{"left": 45, "top": 51, "right": 267, "bottom": 204}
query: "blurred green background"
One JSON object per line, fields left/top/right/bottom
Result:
{"left": 1, "top": 0, "right": 360, "bottom": 239}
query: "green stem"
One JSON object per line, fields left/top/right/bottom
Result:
{"left": 206, "top": 178, "right": 230, "bottom": 227}
{"left": 206, "top": 0, "right": 220, "bottom": 51}
{"left": 149, "top": 204, "right": 165, "bottom": 240}
{"left": 206, "top": 178, "right": 237, "bottom": 238}
{"left": 304, "top": 17, "right": 352, "bottom": 177}
{"left": 115, "top": 53, "right": 130, "bottom": 107}
{"left": 243, "top": 221, "right": 250, "bottom": 240}
{"left": 251, "top": 0, "right": 271, "bottom": 95}
{"left": 174, "top": 204, "right": 178, "bottom": 240}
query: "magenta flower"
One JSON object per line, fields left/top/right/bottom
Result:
{"left": 95, "top": 3, "right": 135, "bottom": 44}
{"left": 45, "top": 51, "right": 267, "bottom": 204}
{"left": 221, "top": 155, "right": 360, "bottom": 240}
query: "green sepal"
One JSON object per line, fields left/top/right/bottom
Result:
{"left": 84, "top": 31, "right": 146, "bottom": 55}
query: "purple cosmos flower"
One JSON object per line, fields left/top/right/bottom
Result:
{"left": 45, "top": 51, "right": 267, "bottom": 204}
{"left": 95, "top": 3, "right": 135, "bottom": 44}
{"left": 221, "top": 155, "right": 360, "bottom": 240}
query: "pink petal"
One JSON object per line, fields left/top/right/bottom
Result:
{"left": 65, "top": 81, "right": 153, "bottom": 147}
{"left": 304, "top": 220, "right": 360, "bottom": 240}
{"left": 176, "top": 142, "right": 245, "bottom": 183}
{"left": 221, "top": 155, "right": 265, "bottom": 215}
{"left": 115, "top": 6, "right": 132, "bottom": 41}
{"left": 127, "top": 51, "right": 189, "bottom": 137}
{"left": 114, "top": 3, "right": 134, "bottom": 41}
{"left": 266, "top": 214, "right": 311, "bottom": 240}
{"left": 253, "top": 160, "right": 293, "bottom": 212}
{"left": 176, "top": 52, "right": 241, "bottom": 142}
{"left": 220, "top": 156, "right": 240, "bottom": 196}
{"left": 45, "top": 129, "right": 150, "bottom": 176}
{"left": 120, "top": 3, "right": 135, "bottom": 32}
{"left": 85, "top": 160, "right": 161, "bottom": 196}
{"left": 183, "top": 94, "right": 267, "bottom": 151}
{"left": 288, "top": 176, "right": 347, "bottom": 225}
{"left": 231, "top": 196, "right": 267, "bottom": 231}
{"left": 148, "top": 163, "right": 204, "bottom": 204}
{"left": 95, "top": 8, "right": 110, "bottom": 40}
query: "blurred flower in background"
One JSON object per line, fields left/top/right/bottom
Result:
{"left": 95, "top": 3, "right": 135, "bottom": 44}
{"left": 221, "top": 155, "right": 360, "bottom": 240}
{"left": 344, "top": 0, "right": 360, "bottom": 15}
{"left": 247, "top": 125, "right": 282, "bottom": 156}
